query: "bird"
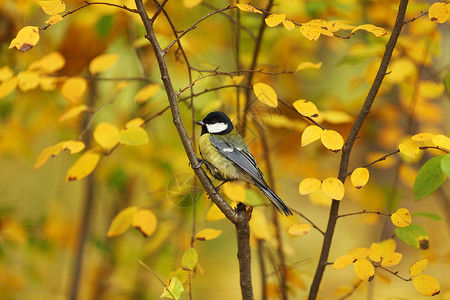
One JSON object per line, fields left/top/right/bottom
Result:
{"left": 195, "top": 111, "right": 292, "bottom": 216}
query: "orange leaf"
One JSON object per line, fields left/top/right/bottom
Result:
{"left": 288, "top": 223, "right": 312, "bottom": 236}
{"left": 132, "top": 209, "right": 157, "bottom": 237}
{"left": 428, "top": 2, "right": 449, "bottom": 23}
{"left": 350, "top": 24, "right": 386, "bottom": 37}
{"left": 235, "top": 4, "right": 262, "bottom": 14}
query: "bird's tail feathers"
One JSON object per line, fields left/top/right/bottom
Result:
{"left": 255, "top": 181, "right": 293, "bottom": 216}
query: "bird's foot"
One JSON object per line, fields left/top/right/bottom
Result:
{"left": 190, "top": 158, "right": 204, "bottom": 169}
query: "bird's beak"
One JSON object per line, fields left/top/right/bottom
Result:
{"left": 195, "top": 120, "right": 204, "bottom": 126}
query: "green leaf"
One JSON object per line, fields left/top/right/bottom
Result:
{"left": 412, "top": 212, "right": 446, "bottom": 221}
{"left": 444, "top": 71, "right": 450, "bottom": 95}
{"left": 413, "top": 155, "right": 447, "bottom": 201}
{"left": 118, "top": 127, "right": 149, "bottom": 146}
{"left": 441, "top": 153, "right": 450, "bottom": 177}
{"left": 96, "top": 15, "right": 114, "bottom": 39}
{"left": 181, "top": 248, "right": 198, "bottom": 271}
{"left": 395, "top": 223, "right": 429, "bottom": 249}
{"left": 161, "top": 276, "right": 184, "bottom": 300}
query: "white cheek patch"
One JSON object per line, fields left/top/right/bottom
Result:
{"left": 206, "top": 122, "right": 228, "bottom": 133}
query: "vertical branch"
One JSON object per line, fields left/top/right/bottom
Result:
{"left": 234, "top": 2, "right": 242, "bottom": 124}
{"left": 307, "top": 1, "right": 409, "bottom": 299}
{"left": 240, "top": 0, "right": 274, "bottom": 135}
{"left": 257, "top": 239, "right": 268, "bottom": 300}
{"left": 69, "top": 79, "right": 97, "bottom": 300}
{"left": 133, "top": 2, "right": 254, "bottom": 299}
{"left": 236, "top": 203, "right": 254, "bottom": 300}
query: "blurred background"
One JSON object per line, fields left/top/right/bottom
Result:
{"left": 0, "top": 0, "right": 449, "bottom": 299}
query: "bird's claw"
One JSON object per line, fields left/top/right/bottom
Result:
{"left": 190, "top": 158, "right": 204, "bottom": 169}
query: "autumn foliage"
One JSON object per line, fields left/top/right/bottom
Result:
{"left": 1, "top": 0, "right": 449, "bottom": 299}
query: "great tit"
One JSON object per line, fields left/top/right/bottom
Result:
{"left": 196, "top": 111, "right": 293, "bottom": 216}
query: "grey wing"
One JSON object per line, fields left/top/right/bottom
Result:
{"left": 209, "top": 135, "right": 265, "bottom": 185}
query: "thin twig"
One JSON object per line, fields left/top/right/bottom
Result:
{"left": 376, "top": 265, "right": 411, "bottom": 281}
{"left": 164, "top": 6, "right": 232, "bottom": 54}
{"left": 137, "top": 260, "right": 176, "bottom": 299}
{"left": 290, "top": 208, "right": 325, "bottom": 236}
{"left": 338, "top": 210, "right": 391, "bottom": 218}
{"left": 337, "top": 280, "right": 363, "bottom": 300}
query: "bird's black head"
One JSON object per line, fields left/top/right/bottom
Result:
{"left": 196, "top": 111, "right": 234, "bottom": 135}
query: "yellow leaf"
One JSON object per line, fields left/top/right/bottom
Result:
{"left": 29, "top": 51, "right": 65, "bottom": 74}
{"left": 428, "top": 2, "right": 449, "bottom": 23}
{"left": 300, "top": 24, "right": 322, "bottom": 41}
{"left": 411, "top": 133, "right": 434, "bottom": 142}
{"left": 66, "top": 150, "right": 101, "bottom": 181}
{"left": 17, "top": 71, "right": 39, "bottom": 92}
{"left": 235, "top": 4, "right": 262, "bottom": 14}
{"left": 381, "top": 252, "right": 402, "bottom": 267}
{"left": 0, "top": 77, "right": 18, "bottom": 99}
{"left": 39, "top": 76, "right": 58, "bottom": 91}
{"left": 332, "top": 286, "right": 352, "bottom": 296}
{"left": 135, "top": 84, "right": 161, "bottom": 103}
{"left": 9, "top": 26, "right": 40, "bottom": 52}
{"left": 321, "top": 130, "right": 344, "bottom": 152}
{"left": 253, "top": 82, "right": 278, "bottom": 107}
{"left": 35, "top": 140, "right": 85, "bottom": 169}
{"left": 132, "top": 209, "right": 157, "bottom": 237}
{"left": 409, "top": 259, "right": 428, "bottom": 277}
{"left": 59, "top": 105, "right": 90, "bottom": 122}
{"left": 265, "top": 14, "right": 286, "bottom": 27}
{"left": 391, "top": 208, "right": 411, "bottom": 228}
{"left": 349, "top": 247, "right": 370, "bottom": 260}
{"left": 45, "top": 14, "right": 63, "bottom": 25}
{"left": 412, "top": 274, "right": 440, "bottom": 296}
{"left": 398, "top": 139, "right": 419, "bottom": 158}
{"left": 288, "top": 223, "right": 312, "bottom": 236}
{"left": 0, "top": 65, "right": 14, "bottom": 81}
{"left": 94, "top": 122, "right": 119, "bottom": 150}
{"left": 321, "top": 177, "right": 345, "bottom": 200}
{"left": 379, "top": 238, "right": 396, "bottom": 254}
{"left": 299, "top": 178, "right": 321, "bottom": 195}
{"left": 89, "top": 53, "right": 119, "bottom": 75}
{"left": 432, "top": 134, "right": 450, "bottom": 151}
{"left": 301, "top": 125, "right": 323, "bottom": 147}
{"left": 333, "top": 254, "right": 355, "bottom": 270}
{"left": 118, "top": 127, "right": 149, "bottom": 146}
{"left": 125, "top": 117, "right": 145, "bottom": 129}
{"left": 351, "top": 167, "right": 369, "bottom": 188}
{"left": 351, "top": 24, "right": 387, "bottom": 37}
{"left": 62, "top": 77, "right": 87, "bottom": 103}
{"left": 320, "top": 110, "right": 353, "bottom": 124}
{"left": 223, "top": 182, "right": 246, "bottom": 203}
{"left": 195, "top": 228, "right": 222, "bottom": 241}
{"left": 183, "top": 0, "right": 202, "bottom": 8}
{"left": 296, "top": 62, "right": 322, "bottom": 72}
{"left": 106, "top": 206, "right": 139, "bottom": 237}
{"left": 38, "top": 0, "right": 65, "bottom": 15}
{"left": 282, "top": 20, "right": 295, "bottom": 31}
{"left": 368, "top": 243, "right": 384, "bottom": 262}
{"left": 353, "top": 258, "right": 375, "bottom": 282}
{"left": 205, "top": 204, "right": 226, "bottom": 222}
{"left": 293, "top": 99, "right": 319, "bottom": 118}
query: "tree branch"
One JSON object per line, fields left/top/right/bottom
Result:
{"left": 307, "top": 1, "right": 410, "bottom": 299}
